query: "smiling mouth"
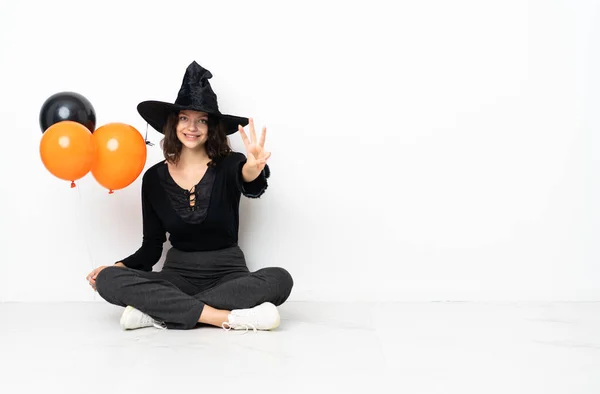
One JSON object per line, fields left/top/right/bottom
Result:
{"left": 183, "top": 133, "right": 201, "bottom": 140}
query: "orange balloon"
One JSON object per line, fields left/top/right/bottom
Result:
{"left": 39, "top": 121, "right": 94, "bottom": 187}
{"left": 91, "top": 123, "right": 147, "bottom": 193}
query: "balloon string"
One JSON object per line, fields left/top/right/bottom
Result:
{"left": 144, "top": 123, "right": 154, "bottom": 146}
{"left": 76, "top": 181, "right": 96, "bottom": 301}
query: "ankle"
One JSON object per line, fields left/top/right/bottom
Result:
{"left": 198, "top": 305, "right": 231, "bottom": 327}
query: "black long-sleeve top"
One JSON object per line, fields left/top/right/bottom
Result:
{"left": 118, "top": 151, "right": 269, "bottom": 271}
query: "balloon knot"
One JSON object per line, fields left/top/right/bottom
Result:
{"left": 109, "top": 189, "right": 114, "bottom": 194}
{"left": 71, "top": 181, "right": 76, "bottom": 188}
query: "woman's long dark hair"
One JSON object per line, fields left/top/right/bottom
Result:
{"left": 161, "top": 112, "right": 232, "bottom": 167}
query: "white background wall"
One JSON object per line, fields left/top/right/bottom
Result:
{"left": 0, "top": 0, "right": 598, "bottom": 302}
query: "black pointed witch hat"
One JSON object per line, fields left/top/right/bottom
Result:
{"left": 137, "top": 61, "right": 249, "bottom": 135}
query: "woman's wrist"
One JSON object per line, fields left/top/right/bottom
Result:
{"left": 242, "top": 162, "right": 262, "bottom": 183}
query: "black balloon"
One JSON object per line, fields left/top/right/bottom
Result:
{"left": 39, "top": 92, "right": 96, "bottom": 133}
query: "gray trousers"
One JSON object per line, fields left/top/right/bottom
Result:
{"left": 95, "top": 245, "right": 293, "bottom": 329}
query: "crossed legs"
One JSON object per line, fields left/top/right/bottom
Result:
{"left": 95, "top": 266, "right": 293, "bottom": 330}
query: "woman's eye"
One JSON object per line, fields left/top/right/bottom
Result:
{"left": 199, "top": 119, "right": 208, "bottom": 124}
{"left": 179, "top": 116, "right": 187, "bottom": 121}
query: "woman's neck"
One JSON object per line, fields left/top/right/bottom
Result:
{"left": 177, "top": 146, "right": 210, "bottom": 168}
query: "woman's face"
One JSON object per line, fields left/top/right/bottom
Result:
{"left": 176, "top": 110, "right": 209, "bottom": 150}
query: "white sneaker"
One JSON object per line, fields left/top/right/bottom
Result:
{"left": 222, "top": 302, "right": 281, "bottom": 332}
{"left": 120, "top": 305, "right": 166, "bottom": 330}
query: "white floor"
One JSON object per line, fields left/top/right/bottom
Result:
{"left": 0, "top": 301, "right": 599, "bottom": 393}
